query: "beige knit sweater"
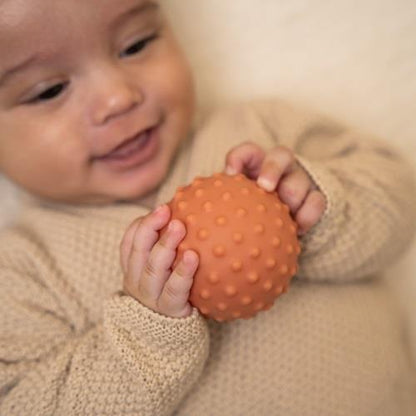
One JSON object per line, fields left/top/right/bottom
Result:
{"left": 0, "top": 100, "right": 415, "bottom": 416}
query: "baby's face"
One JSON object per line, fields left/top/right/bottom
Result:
{"left": 0, "top": 0, "right": 195, "bottom": 203}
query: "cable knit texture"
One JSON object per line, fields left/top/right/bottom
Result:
{"left": 0, "top": 99, "right": 415, "bottom": 415}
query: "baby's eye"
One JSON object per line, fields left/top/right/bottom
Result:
{"left": 29, "top": 82, "right": 68, "bottom": 104}
{"left": 120, "top": 34, "right": 158, "bottom": 57}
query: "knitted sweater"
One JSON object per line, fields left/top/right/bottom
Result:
{"left": 0, "top": 100, "right": 415, "bottom": 416}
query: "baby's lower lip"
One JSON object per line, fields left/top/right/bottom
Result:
{"left": 95, "top": 127, "right": 159, "bottom": 170}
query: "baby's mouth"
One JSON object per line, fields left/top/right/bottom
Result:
{"left": 97, "top": 129, "right": 152, "bottom": 161}
{"left": 91, "top": 125, "right": 160, "bottom": 171}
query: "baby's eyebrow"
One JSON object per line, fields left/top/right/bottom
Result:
{"left": 0, "top": 54, "right": 38, "bottom": 88}
{"left": 0, "top": 1, "right": 160, "bottom": 89}
{"left": 111, "top": 0, "right": 160, "bottom": 30}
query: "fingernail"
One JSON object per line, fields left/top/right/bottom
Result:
{"left": 168, "top": 220, "right": 178, "bottom": 232}
{"left": 257, "top": 176, "right": 274, "bottom": 192}
{"left": 183, "top": 250, "right": 195, "bottom": 265}
{"left": 225, "top": 166, "right": 237, "bottom": 175}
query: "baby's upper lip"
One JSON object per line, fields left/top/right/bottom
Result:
{"left": 93, "top": 125, "right": 155, "bottom": 160}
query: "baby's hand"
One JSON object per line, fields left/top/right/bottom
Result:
{"left": 225, "top": 142, "right": 326, "bottom": 235}
{"left": 120, "top": 205, "right": 199, "bottom": 318}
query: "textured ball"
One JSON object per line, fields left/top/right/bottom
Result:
{"left": 167, "top": 172, "right": 301, "bottom": 322}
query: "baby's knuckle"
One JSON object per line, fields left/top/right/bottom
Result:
{"left": 130, "top": 239, "right": 144, "bottom": 256}
{"left": 280, "top": 181, "right": 293, "bottom": 195}
{"left": 155, "top": 237, "right": 169, "bottom": 253}
{"left": 143, "top": 259, "right": 158, "bottom": 278}
{"left": 226, "top": 141, "right": 257, "bottom": 159}
{"left": 280, "top": 182, "right": 299, "bottom": 201}
{"left": 163, "top": 282, "right": 181, "bottom": 302}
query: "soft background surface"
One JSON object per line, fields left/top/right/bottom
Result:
{"left": 1, "top": 0, "right": 415, "bottom": 355}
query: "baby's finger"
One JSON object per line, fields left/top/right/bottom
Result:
{"left": 257, "top": 146, "right": 296, "bottom": 192}
{"left": 125, "top": 205, "right": 170, "bottom": 289}
{"left": 120, "top": 217, "right": 142, "bottom": 274}
{"left": 225, "top": 142, "right": 265, "bottom": 179}
{"left": 295, "top": 190, "right": 327, "bottom": 235}
{"left": 157, "top": 250, "right": 199, "bottom": 318}
{"left": 138, "top": 220, "right": 187, "bottom": 303}
{"left": 277, "top": 168, "right": 313, "bottom": 214}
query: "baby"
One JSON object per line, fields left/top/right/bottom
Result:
{"left": 0, "top": 1, "right": 415, "bottom": 415}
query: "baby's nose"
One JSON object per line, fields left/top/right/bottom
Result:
{"left": 88, "top": 65, "right": 144, "bottom": 125}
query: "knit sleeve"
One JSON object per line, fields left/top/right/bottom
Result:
{"left": 0, "top": 231, "right": 209, "bottom": 416}
{"left": 248, "top": 99, "right": 416, "bottom": 282}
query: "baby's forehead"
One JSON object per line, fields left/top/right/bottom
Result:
{"left": 0, "top": 2, "right": 68, "bottom": 66}
{"left": 0, "top": 0, "right": 161, "bottom": 67}
{"left": 0, "top": 0, "right": 72, "bottom": 43}
{"left": 0, "top": 0, "right": 160, "bottom": 35}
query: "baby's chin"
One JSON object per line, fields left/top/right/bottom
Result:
{"left": 82, "top": 173, "right": 166, "bottom": 206}
{"left": 24, "top": 185, "right": 156, "bottom": 206}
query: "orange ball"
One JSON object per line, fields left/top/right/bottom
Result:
{"left": 167, "top": 172, "right": 301, "bottom": 322}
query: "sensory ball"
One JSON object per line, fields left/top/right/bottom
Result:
{"left": 167, "top": 172, "right": 301, "bottom": 322}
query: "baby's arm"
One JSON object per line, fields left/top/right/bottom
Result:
{"left": 215, "top": 99, "right": 416, "bottom": 282}
{"left": 0, "top": 229, "right": 208, "bottom": 416}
